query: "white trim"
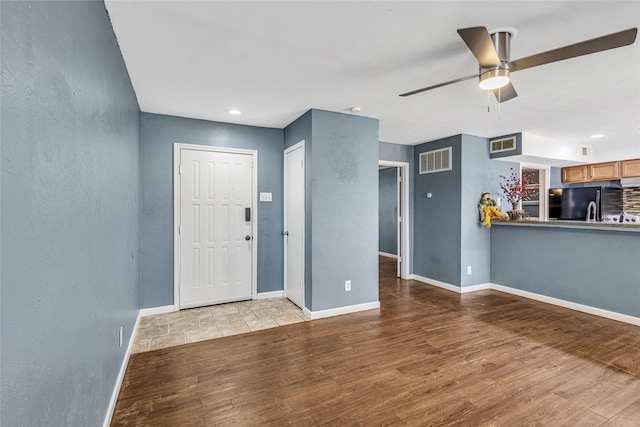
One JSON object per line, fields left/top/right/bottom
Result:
{"left": 491, "top": 283, "right": 640, "bottom": 326}
{"left": 520, "top": 162, "right": 551, "bottom": 221}
{"left": 378, "top": 251, "right": 398, "bottom": 259}
{"left": 102, "top": 311, "right": 141, "bottom": 427}
{"left": 378, "top": 160, "right": 410, "bottom": 279}
{"left": 410, "top": 274, "right": 462, "bottom": 293}
{"left": 173, "top": 143, "right": 258, "bottom": 310}
{"left": 410, "top": 274, "right": 491, "bottom": 294}
{"left": 461, "top": 283, "right": 492, "bottom": 293}
{"left": 256, "top": 291, "right": 284, "bottom": 299}
{"left": 139, "top": 305, "right": 176, "bottom": 317}
{"left": 407, "top": 275, "right": 640, "bottom": 327}
{"left": 284, "top": 140, "right": 305, "bottom": 309}
{"left": 303, "top": 301, "right": 380, "bottom": 320}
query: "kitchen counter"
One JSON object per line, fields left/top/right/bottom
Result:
{"left": 492, "top": 218, "right": 640, "bottom": 233}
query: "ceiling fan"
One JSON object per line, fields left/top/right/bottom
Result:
{"left": 400, "top": 26, "right": 638, "bottom": 102}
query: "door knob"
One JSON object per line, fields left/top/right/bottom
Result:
{"left": 245, "top": 235, "right": 251, "bottom": 241}
{"left": 282, "top": 231, "right": 289, "bottom": 236}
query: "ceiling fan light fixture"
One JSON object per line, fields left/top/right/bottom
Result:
{"left": 478, "top": 68, "right": 510, "bottom": 90}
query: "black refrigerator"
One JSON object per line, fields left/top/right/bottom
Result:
{"left": 548, "top": 187, "right": 623, "bottom": 221}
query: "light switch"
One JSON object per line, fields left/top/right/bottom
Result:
{"left": 260, "top": 192, "right": 272, "bottom": 202}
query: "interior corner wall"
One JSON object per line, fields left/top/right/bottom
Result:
{"left": 283, "top": 110, "right": 313, "bottom": 309}
{"left": 460, "top": 134, "right": 514, "bottom": 287}
{"left": 413, "top": 135, "right": 462, "bottom": 285}
{"left": 140, "top": 113, "right": 284, "bottom": 308}
{"left": 309, "top": 109, "right": 379, "bottom": 311}
{"left": 1, "top": 2, "right": 140, "bottom": 426}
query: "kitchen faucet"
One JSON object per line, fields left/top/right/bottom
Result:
{"left": 586, "top": 201, "right": 597, "bottom": 222}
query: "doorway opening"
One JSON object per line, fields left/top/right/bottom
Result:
{"left": 378, "top": 160, "right": 410, "bottom": 279}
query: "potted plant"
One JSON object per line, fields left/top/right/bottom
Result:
{"left": 499, "top": 168, "right": 535, "bottom": 219}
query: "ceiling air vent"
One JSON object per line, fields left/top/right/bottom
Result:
{"left": 490, "top": 136, "right": 517, "bottom": 154}
{"left": 419, "top": 147, "right": 452, "bottom": 174}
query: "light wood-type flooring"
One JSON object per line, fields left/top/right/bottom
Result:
{"left": 111, "top": 256, "right": 640, "bottom": 426}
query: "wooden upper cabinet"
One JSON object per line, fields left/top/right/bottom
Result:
{"left": 562, "top": 165, "right": 588, "bottom": 183}
{"left": 561, "top": 159, "right": 640, "bottom": 183}
{"left": 588, "top": 161, "right": 620, "bottom": 180}
{"left": 621, "top": 159, "right": 640, "bottom": 178}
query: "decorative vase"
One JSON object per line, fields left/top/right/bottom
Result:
{"left": 508, "top": 202, "right": 522, "bottom": 220}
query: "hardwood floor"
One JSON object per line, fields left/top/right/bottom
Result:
{"left": 111, "top": 257, "right": 640, "bottom": 426}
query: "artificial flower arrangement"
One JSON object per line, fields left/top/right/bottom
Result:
{"left": 499, "top": 168, "right": 536, "bottom": 218}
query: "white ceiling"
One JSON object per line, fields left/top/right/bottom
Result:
{"left": 105, "top": 1, "right": 640, "bottom": 158}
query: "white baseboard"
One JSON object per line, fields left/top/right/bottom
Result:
{"left": 408, "top": 275, "right": 640, "bottom": 326}
{"left": 409, "top": 274, "right": 491, "bottom": 294}
{"left": 303, "top": 301, "right": 380, "bottom": 320}
{"left": 102, "top": 311, "right": 141, "bottom": 427}
{"left": 378, "top": 251, "right": 398, "bottom": 259}
{"left": 410, "top": 274, "right": 462, "bottom": 293}
{"left": 139, "top": 305, "right": 176, "bottom": 317}
{"left": 491, "top": 283, "right": 640, "bottom": 326}
{"left": 256, "top": 290, "right": 284, "bottom": 299}
{"left": 461, "top": 283, "right": 492, "bottom": 293}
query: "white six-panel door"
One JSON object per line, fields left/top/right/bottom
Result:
{"left": 178, "top": 147, "right": 254, "bottom": 309}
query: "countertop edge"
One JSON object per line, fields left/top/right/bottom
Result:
{"left": 491, "top": 220, "right": 640, "bottom": 233}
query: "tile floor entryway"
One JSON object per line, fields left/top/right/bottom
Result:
{"left": 132, "top": 298, "right": 308, "bottom": 353}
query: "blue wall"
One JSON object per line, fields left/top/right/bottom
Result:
{"left": 413, "top": 136, "right": 462, "bottom": 284}
{"left": 140, "top": 113, "right": 284, "bottom": 308}
{"left": 491, "top": 226, "right": 640, "bottom": 317}
{"left": 461, "top": 135, "right": 515, "bottom": 287}
{"left": 379, "top": 168, "right": 398, "bottom": 254}
{"left": 1, "top": 2, "right": 140, "bottom": 426}
{"left": 310, "top": 110, "right": 379, "bottom": 311}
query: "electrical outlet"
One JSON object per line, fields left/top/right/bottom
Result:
{"left": 119, "top": 326, "right": 123, "bottom": 348}
{"left": 467, "top": 266, "right": 472, "bottom": 275}
{"left": 345, "top": 280, "right": 351, "bottom": 292}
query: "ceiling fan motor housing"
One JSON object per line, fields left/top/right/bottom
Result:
{"left": 478, "top": 31, "right": 513, "bottom": 89}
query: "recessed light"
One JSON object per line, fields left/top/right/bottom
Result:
{"left": 227, "top": 109, "right": 242, "bottom": 115}
{"left": 590, "top": 134, "right": 605, "bottom": 139}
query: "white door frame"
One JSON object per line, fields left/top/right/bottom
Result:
{"left": 283, "top": 140, "right": 305, "bottom": 309}
{"left": 378, "top": 160, "right": 410, "bottom": 279}
{"left": 520, "top": 162, "right": 551, "bottom": 221}
{"left": 173, "top": 143, "right": 258, "bottom": 311}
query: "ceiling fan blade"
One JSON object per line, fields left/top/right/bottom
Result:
{"left": 493, "top": 82, "right": 518, "bottom": 103}
{"left": 510, "top": 27, "right": 638, "bottom": 72}
{"left": 399, "top": 74, "right": 479, "bottom": 97}
{"left": 457, "top": 27, "right": 502, "bottom": 67}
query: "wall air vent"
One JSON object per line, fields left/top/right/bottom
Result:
{"left": 490, "top": 136, "right": 517, "bottom": 154}
{"left": 581, "top": 146, "right": 591, "bottom": 157}
{"left": 419, "top": 147, "right": 452, "bottom": 174}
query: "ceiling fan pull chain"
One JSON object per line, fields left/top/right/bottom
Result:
{"left": 487, "top": 90, "right": 490, "bottom": 113}
{"left": 498, "top": 87, "right": 502, "bottom": 119}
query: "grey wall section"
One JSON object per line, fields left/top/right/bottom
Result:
{"left": 413, "top": 136, "right": 462, "bottom": 284}
{"left": 491, "top": 226, "right": 640, "bottom": 317}
{"left": 140, "top": 113, "right": 284, "bottom": 308}
{"left": 379, "top": 168, "right": 398, "bottom": 254}
{"left": 310, "top": 110, "right": 379, "bottom": 311}
{"left": 1, "top": 2, "right": 140, "bottom": 426}
{"left": 461, "top": 135, "right": 515, "bottom": 287}
{"left": 379, "top": 141, "right": 413, "bottom": 163}
{"left": 283, "top": 111, "right": 313, "bottom": 308}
